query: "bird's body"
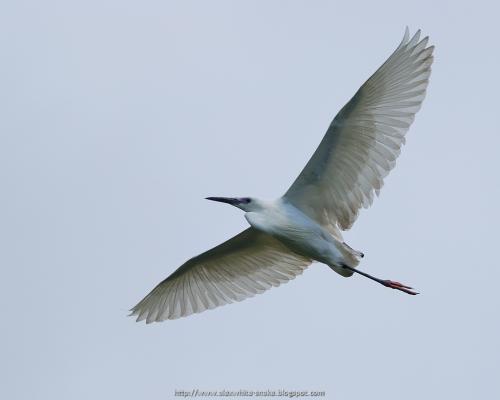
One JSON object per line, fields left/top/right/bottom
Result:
{"left": 131, "top": 28, "right": 434, "bottom": 323}
{"left": 244, "top": 198, "right": 360, "bottom": 274}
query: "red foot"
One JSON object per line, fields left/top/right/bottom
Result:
{"left": 382, "top": 280, "right": 419, "bottom": 295}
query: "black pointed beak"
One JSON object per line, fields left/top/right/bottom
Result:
{"left": 205, "top": 197, "right": 239, "bottom": 205}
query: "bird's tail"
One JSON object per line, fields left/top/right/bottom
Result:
{"left": 329, "top": 242, "right": 363, "bottom": 277}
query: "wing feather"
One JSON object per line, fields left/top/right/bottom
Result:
{"left": 284, "top": 28, "right": 434, "bottom": 231}
{"left": 130, "top": 228, "right": 311, "bottom": 322}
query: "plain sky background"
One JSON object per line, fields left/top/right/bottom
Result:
{"left": 1, "top": 1, "right": 499, "bottom": 399}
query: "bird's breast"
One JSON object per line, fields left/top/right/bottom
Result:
{"left": 245, "top": 208, "right": 337, "bottom": 262}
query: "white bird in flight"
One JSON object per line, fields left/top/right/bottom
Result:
{"left": 131, "top": 28, "right": 434, "bottom": 323}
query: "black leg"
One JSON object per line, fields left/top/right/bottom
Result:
{"left": 341, "top": 265, "right": 419, "bottom": 295}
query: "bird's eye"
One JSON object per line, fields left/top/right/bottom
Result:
{"left": 240, "top": 197, "right": 251, "bottom": 204}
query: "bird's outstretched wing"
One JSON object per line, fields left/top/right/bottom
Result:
{"left": 130, "top": 228, "right": 311, "bottom": 322}
{"left": 284, "top": 28, "right": 434, "bottom": 231}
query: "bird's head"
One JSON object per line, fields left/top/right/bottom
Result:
{"left": 205, "top": 196, "right": 262, "bottom": 212}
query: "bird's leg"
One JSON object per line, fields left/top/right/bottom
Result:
{"left": 341, "top": 265, "right": 418, "bottom": 295}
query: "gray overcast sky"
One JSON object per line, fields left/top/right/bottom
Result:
{"left": 1, "top": 1, "right": 499, "bottom": 399}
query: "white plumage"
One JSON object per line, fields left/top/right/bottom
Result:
{"left": 132, "top": 227, "right": 311, "bottom": 323}
{"left": 286, "top": 28, "right": 433, "bottom": 232}
{"left": 130, "top": 28, "right": 434, "bottom": 323}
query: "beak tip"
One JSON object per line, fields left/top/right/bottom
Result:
{"left": 205, "top": 196, "right": 238, "bottom": 205}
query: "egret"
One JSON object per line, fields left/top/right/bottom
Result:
{"left": 130, "top": 28, "right": 434, "bottom": 323}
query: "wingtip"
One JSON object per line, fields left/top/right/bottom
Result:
{"left": 128, "top": 306, "right": 145, "bottom": 323}
{"left": 128, "top": 313, "right": 140, "bottom": 323}
{"left": 403, "top": 26, "right": 410, "bottom": 42}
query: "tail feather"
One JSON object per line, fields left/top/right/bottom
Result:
{"left": 329, "top": 242, "right": 363, "bottom": 277}
{"left": 342, "top": 242, "right": 364, "bottom": 258}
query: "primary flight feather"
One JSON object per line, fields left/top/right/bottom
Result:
{"left": 130, "top": 28, "right": 434, "bottom": 323}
